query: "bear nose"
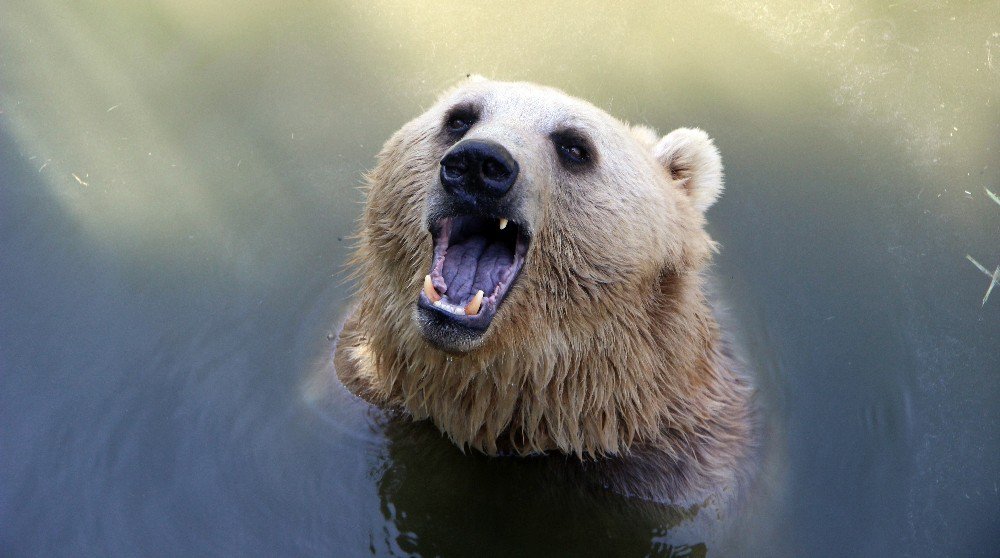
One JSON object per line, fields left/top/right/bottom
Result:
{"left": 440, "top": 140, "right": 519, "bottom": 201}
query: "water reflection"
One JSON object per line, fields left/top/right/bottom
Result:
{"left": 1, "top": 0, "right": 997, "bottom": 556}
{"left": 374, "top": 419, "right": 704, "bottom": 556}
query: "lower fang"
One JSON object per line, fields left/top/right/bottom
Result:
{"left": 465, "top": 290, "right": 484, "bottom": 315}
{"left": 423, "top": 274, "right": 441, "bottom": 302}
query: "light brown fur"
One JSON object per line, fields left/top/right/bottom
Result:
{"left": 334, "top": 78, "right": 755, "bottom": 504}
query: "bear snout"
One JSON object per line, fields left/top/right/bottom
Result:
{"left": 440, "top": 139, "right": 519, "bottom": 202}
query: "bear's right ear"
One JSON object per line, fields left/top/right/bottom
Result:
{"left": 652, "top": 128, "right": 724, "bottom": 212}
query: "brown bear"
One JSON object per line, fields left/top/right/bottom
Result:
{"left": 333, "top": 76, "right": 755, "bottom": 505}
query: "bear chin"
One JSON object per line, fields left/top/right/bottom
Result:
{"left": 414, "top": 304, "right": 488, "bottom": 354}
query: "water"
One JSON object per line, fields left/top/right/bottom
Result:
{"left": 2, "top": 1, "right": 997, "bottom": 556}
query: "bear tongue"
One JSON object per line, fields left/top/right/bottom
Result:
{"left": 441, "top": 235, "right": 514, "bottom": 303}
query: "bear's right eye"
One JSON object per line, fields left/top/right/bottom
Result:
{"left": 443, "top": 107, "right": 478, "bottom": 138}
{"left": 446, "top": 116, "right": 471, "bottom": 132}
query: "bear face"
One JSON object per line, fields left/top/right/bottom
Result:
{"left": 337, "top": 78, "right": 752, "bottom": 501}
{"left": 360, "top": 78, "right": 723, "bottom": 355}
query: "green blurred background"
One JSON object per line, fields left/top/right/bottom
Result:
{"left": 2, "top": 1, "right": 997, "bottom": 556}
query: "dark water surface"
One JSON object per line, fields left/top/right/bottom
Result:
{"left": 2, "top": 2, "right": 998, "bottom": 556}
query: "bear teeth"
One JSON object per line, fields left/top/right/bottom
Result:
{"left": 423, "top": 274, "right": 442, "bottom": 302}
{"left": 464, "top": 290, "right": 484, "bottom": 316}
{"left": 499, "top": 218, "right": 508, "bottom": 230}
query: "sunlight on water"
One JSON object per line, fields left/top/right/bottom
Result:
{"left": 1, "top": 1, "right": 996, "bottom": 556}
{"left": 719, "top": 1, "right": 998, "bottom": 167}
{"left": 4, "top": 1, "right": 995, "bottom": 248}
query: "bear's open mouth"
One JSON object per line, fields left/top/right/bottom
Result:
{"left": 417, "top": 215, "right": 529, "bottom": 330}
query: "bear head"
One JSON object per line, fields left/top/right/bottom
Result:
{"left": 341, "top": 77, "right": 730, "bottom": 457}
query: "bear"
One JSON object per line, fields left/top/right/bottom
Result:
{"left": 332, "top": 76, "right": 755, "bottom": 506}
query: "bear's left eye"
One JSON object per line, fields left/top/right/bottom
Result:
{"left": 559, "top": 144, "right": 587, "bottom": 162}
{"left": 552, "top": 131, "right": 594, "bottom": 168}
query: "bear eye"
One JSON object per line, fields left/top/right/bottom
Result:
{"left": 551, "top": 131, "right": 594, "bottom": 169}
{"left": 559, "top": 144, "right": 587, "bottom": 162}
{"left": 446, "top": 116, "right": 471, "bottom": 132}
{"left": 443, "top": 106, "right": 478, "bottom": 138}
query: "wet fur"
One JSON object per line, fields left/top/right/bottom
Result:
{"left": 334, "top": 78, "right": 755, "bottom": 504}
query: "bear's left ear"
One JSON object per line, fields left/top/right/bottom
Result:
{"left": 652, "top": 128, "right": 724, "bottom": 212}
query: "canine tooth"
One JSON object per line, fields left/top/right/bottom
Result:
{"left": 423, "top": 274, "right": 441, "bottom": 302}
{"left": 465, "top": 290, "right": 484, "bottom": 315}
{"left": 499, "top": 218, "right": 508, "bottom": 230}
